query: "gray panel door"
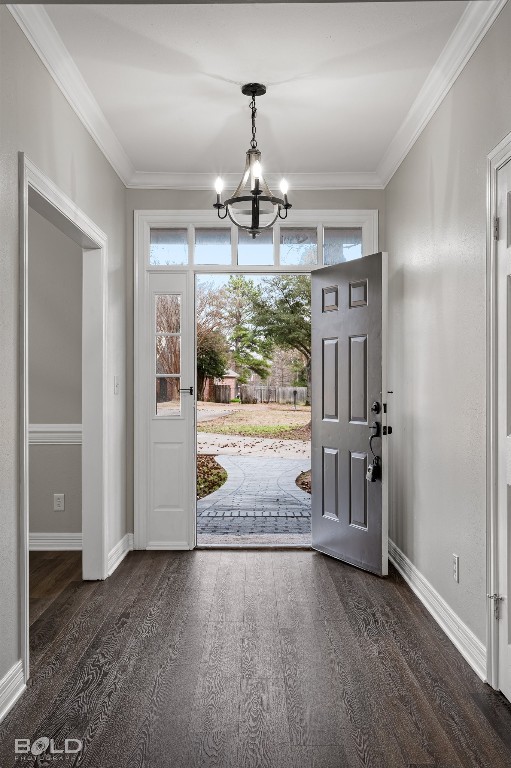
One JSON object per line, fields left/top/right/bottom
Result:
{"left": 311, "top": 252, "right": 389, "bottom": 576}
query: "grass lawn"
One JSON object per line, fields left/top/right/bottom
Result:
{"left": 196, "top": 455, "right": 227, "bottom": 499}
{"left": 197, "top": 403, "right": 311, "bottom": 440}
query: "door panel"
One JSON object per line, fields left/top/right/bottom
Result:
{"left": 311, "top": 252, "right": 388, "bottom": 576}
{"left": 136, "top": 271, "right": 195, "bottom": 549}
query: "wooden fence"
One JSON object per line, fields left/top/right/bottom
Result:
{"left": 212, "top": 384, "right": 231, "bottom": 404}
{"left": 239, "top": 385, "right": 308, "bottom": 405}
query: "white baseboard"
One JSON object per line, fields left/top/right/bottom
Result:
{"left": 107, "top": 533, "right": 134, "bottom": 576}
{"left": 29, "top": 532, "right": 82, "bottom": 550}
{"left": 0, "top": 661, "right": 25, "bottom": 723}
{"left": 389, "top": 540, "right": 487, "bottom": 681}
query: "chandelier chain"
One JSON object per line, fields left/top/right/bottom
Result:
{"left": 250, "top": 94, "right": 257, "bottom": 149}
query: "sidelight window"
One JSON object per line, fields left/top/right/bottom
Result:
{"left": 155, "top": 294, "right": 181, "bottom": 416}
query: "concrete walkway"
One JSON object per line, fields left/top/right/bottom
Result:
{"left": 197, "top": 455, "right": 311, "bottom": 540}
{"left": 196, "top": 406, "right": 238, "bottom": 423}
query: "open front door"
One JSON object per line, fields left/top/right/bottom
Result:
{"left": 311, "top": 252, "right": 389, "bottom": 575}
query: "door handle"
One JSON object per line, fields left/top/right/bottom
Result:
{"left": 369, "top": 421, "right": 380, "bottom": 438}
{"left": 179, "top": 386, "right": 194, "bottom": 395}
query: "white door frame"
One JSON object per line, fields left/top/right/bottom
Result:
{"left": 133, "top": 209, "right": 378, "bottom": 550}
{"left": 19, "top": 153, "right": 110, "bottom": 681}
{"left": 486, "top": 131, "right": 511, "bottom": 688}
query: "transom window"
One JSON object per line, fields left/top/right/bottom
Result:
{"left": 141, "top": 210, "right": 378, "bottom": 271}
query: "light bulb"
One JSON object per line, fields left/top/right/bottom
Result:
{"left": 215, "top": 177, "right": 224, "bottom": 194}
{"left": 280, "top": 178, "right": 289, "bottom": 195}
{"left": 253, "top": 161, "right": 262, "bottom": 179}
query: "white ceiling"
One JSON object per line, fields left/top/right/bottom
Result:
{"left": 44, "top": 2, "right": 466, "bottom": 181}
{"left": 10, "top": 2, "right": 499, "bottom": 187}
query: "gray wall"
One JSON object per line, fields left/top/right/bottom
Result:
{"left": 385, "top": 1, "right": 511, "bottom": 643}
{"left": 28, "top": 208, "right": 82, "bottom": 534}
{"left": 28, "top": 207, "right": 82, "bottom": 424}
{"left": 125, "top": 188, "right": 386, "bottom": 531}
{"left": 29, "top": 447, "right": 82, "bottom": 534}
{"left": 0, "top": 6, "right": 127, "bottom": 682}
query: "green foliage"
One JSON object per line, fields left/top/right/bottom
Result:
{"left": 196, "top": 331, "right": 228, "bottom": 400}
{"left": 220, "top": 276, "right": 272, "bottom": 382}
{"left": 250, "top": 275, "right": 311, "bottom": 389}
{"left": 290, "top": 359, "right": 309, "bottom": 388}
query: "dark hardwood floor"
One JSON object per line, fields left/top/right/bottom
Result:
{"left": 1, "top": 550, "right": 511, "bottom": 767}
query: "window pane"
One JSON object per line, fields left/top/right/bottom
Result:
{"left": 238, "top": 229, "right": 274, "bottom": 265}
{"left": 150, "top": 229, "right": 188, "bottom": 266}
{"left": 156, "top": 295, "right": 181, "bottom": 334}
{"left": 156, "top": 377, "right": 180, "bottom": 416}
{"left": 195, "top": 228, "right": 231, "bottom": 265}
{"left": 156, "top": 336, "right": 180, "bottom": 375}
{"left": 324, "top": 228, "right": 362, "bottom": 265}
{"left": 280, "top": 228, "right": 318, "bottom": 266}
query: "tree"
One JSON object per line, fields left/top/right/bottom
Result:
{"left": 250, "top": 275, "right": 311, "bottom": 398}
{"left": 195, "top": 280, "right": 229, "bottom": 400}
{"left": 218, "top": 276, "right": 271, "bottom": 383}
{"left": 196, "top": 331, "right": 228, "bottom": 400}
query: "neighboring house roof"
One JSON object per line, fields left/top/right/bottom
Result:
{"left": 224, "top": 369, "right": 239, "bottom": 379}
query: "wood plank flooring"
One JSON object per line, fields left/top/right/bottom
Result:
{"left": 1, "top": 550, "right": 511, "bottom": 767}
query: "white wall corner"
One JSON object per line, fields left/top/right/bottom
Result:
{"left": 7, "top": 4, "right": 134, "bottom": 186}
{"left": 29, "top": 533, "right": 82, "bottom": 551}
{"left": 377, "top": 0, "right": 509, "bottom": 186}
{"left": 389, "top": 540, "right": 487, "bottom": 682}
{"left": 0, "top": 661, "right": 25, "bottom": 724}
{"left": 107, "top": 533, "right": 134, "bottom": 577}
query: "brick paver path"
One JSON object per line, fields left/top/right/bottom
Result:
{"left": 197, "top": 455, "right": 311, "bottom": 536}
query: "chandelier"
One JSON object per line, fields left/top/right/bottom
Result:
{"left": 213, "top": 83, "right": 291, "bottom": 238}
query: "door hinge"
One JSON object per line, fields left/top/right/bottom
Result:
{"left": 488, "top": 593, "right": 504, "bottom": 619}
{"left": 494, "top": 217, "right": 500, "bottom": 240}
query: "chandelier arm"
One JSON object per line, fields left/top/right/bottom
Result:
{"left": 215, "top": 206, "right": 229, "bottom": 220}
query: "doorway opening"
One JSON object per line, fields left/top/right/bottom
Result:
{"left": 20, "top": 154, "right": 109, "bottom": 682}
{"left": 133, "top": 208, "right": 378, "bottom": 551}
{"left": 195, "top": 273, "right": 312, "bottom": 547}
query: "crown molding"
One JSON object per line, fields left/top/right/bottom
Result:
{"left": 378, "top": 0, "right": 509, "bottom": 187}
{"left": 9, "top": 2, "right": 507, "bottom": 192}
{"left": 127, "top": 170, "right": 384, "bottom": 190}
{"left": 7, "top": 4, "right": 134, "bottom": 185}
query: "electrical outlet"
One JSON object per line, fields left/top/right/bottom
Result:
{"left": 453, "top": 554, "right": 459, "bottom": 583}
{"left": 54, "top": 493, "right": 65, "bottom": 512}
